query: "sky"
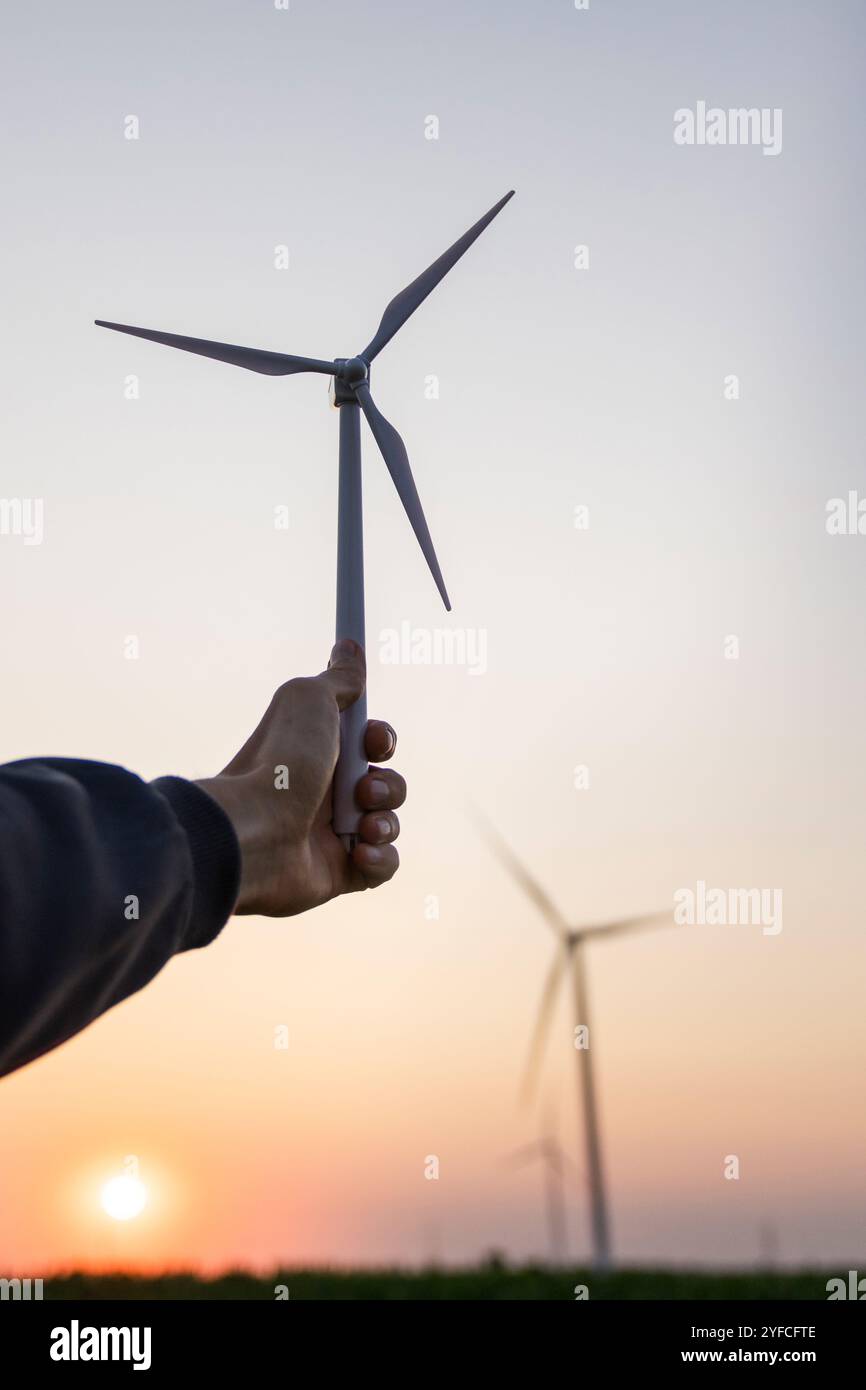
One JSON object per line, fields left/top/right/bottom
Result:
{"left": 1, "top": 0, "right": 864, "bottom": 1273}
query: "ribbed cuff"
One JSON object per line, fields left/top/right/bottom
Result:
{"left": 152, "top": 776, "right": 241, "bottom": 951}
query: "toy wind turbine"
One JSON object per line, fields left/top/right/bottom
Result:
{"left": 96, "top": 190, "right": 514, "bottom": 845}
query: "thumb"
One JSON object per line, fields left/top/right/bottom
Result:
{"left": 320, "top": 638, "right": 366, "bottom": 711}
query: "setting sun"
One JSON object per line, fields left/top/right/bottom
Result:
{"left": 100, "top": 1176, "right": 147, "bottom": 1222}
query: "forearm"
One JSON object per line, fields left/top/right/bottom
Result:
{"left": 0, "top": 759, "right": 239, "bottom": 1078}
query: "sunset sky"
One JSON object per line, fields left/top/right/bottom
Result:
{"left": 2, "top": 0, "right": 864, "bottom": 1272}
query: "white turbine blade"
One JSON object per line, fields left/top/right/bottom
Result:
{"left": 472, "top": 811, "right": 568, "bottom": 938}
{"left": 94, "top": 321, "right": 335, "bottom": 377}
{"left": 580, "top": 909, "right": 674, "bottom": 942}
{"left": 520, "top": 946, "right": 569, "bottom": 1105}
{"left": 354, "top": 382, "right": 451, "bottom": 610}
{"left": 360, "top": 190, "right": 515, "bottom": 362}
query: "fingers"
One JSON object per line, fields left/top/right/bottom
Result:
{"left": 364, "top": 719, "right": 397, "bottom": 763}
{"left": 358, "top": 809, "right": 400, "bottom": 845}
{"left": 318, "top": 638, "right": 366, "bottom": 711}
{"left": 352, "top": 841, "right": 399, "bottom": 886}
{"left": 353, "top": 738, "right": 401, "bottom": 891}
{"left": 356, "top": 767, "right": 406, "bottom": 812}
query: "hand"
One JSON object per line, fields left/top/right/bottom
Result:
{"left": 195, "top": 640, "right": 404, "bottom": 916}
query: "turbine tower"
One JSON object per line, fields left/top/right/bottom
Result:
{"left": 480, "top": 819, "right": 672, "bottom": 1271}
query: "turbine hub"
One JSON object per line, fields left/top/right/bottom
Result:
{"left": 331, "top": 357, "right": 369, "bottom": 407}
{"left": 341, "top": 357, "right": 368, "bottom": 386}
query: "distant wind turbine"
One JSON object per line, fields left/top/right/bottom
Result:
{"left": 504, "top": 1125, "right": 579, "bottom": 1267}
{"left": 479, "top": 818, "right": 673, "bottom": 1271}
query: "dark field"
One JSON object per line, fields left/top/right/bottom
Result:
{"left": 42, "top": 1265, "right": 839, "bottom": 1300}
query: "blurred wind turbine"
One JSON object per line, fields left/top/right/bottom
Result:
{"left": 479, "top": 817, "right": 673, "bottom": 1272}
{"left": 96, "top": 190, "right": 514, "bottom": 847}
{"left": 504, "top": 1123, "right": 579, "bottom": 1266}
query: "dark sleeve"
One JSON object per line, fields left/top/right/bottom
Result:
{"left": 0, "top": 758, "right": 240, "bottom": 1078}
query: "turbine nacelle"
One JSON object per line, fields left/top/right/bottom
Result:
{"left": 330, "top": 356, "right": 370, "bottom": 407}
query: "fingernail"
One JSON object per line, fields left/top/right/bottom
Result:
{"left": 383, "top": 723, "right": 397, "bottom": 755}
{"left": 369, "top": 778, "right": 389, "bottom": 804}
{"left": 376, "top": 817, "right": 392, "bottom": 838}
{"left": 364, "top": 845, "right": 384, "bottom": 865}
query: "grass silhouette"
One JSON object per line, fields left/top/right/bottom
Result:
{"left": 42, "top": 1264, "right": 835, "bottom": 1301}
